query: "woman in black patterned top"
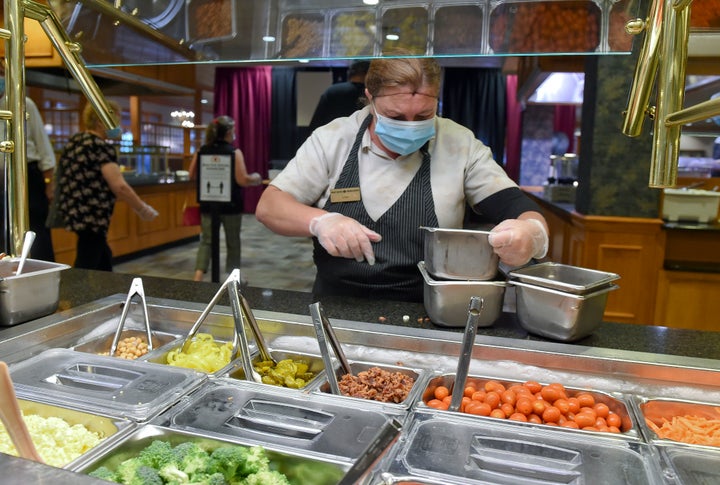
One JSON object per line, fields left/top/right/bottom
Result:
{"left": 54, "top": 101, "right": 158, "bottom": 270}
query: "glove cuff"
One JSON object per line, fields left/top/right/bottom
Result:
{"left": 309, "top": 212, "right": 341, "bottom": 236}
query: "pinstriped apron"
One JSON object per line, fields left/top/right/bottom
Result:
{"left": 312, "top": 114, "right": 439, "bottom": 302}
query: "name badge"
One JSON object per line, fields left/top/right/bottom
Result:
{"left": 330, "top": 187, "right": 361, "bottom": 203}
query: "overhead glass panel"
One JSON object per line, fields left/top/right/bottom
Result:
{"left": 41, "top": 0, "right": 662, "bottom": 68}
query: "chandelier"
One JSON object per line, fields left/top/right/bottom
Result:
{"left": 171, "top": 109, "right": 195, "bottom": 128}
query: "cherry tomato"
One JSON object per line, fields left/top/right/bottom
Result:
{"left": 594, "top": 403, "right": 610, "bottom": 418}
{"left": 434, "top": 386, "right": 450, "bottom": 401}
{"left": 532, "top": 399, "right": 548, "bottom": 416}
{"left": 574, "top": 412, "right": 596, "bottom": 429}
{"left": 528, "top": 413, "right": 543, "bottom": 424}
{"left": 515, "top": 397, "right": 534, "bottom": 416}
{"left": 471, "top": 390, "right": 487, "bottom": 402}
{"left": 501, "top": 402, "right": 515, "bottom": 418}
{"left": 554, "top": 398, "right": 570, "bottom": 415}
{"left": 485, "top": 380, "right": 506, "bottom": 394}
{"left": 501, "top": 390, "right": 517, "bottom": 406}
{"left": 427, "top": 399, "right": 446, "bottom": 410}
{"left": 608, "top": 426, "right": 621, "bottom": 433}
{"left": 567, "top": 397, "right": 581, "bottom": 414}
{"left": 464, "top": 386, "right": 477, "bottom": 398}
{"left": 509, "top": 413, "right": 528, "bottom": 422}
{"left": 484, "top": 391, "right": 501, "bottom": 409}
{"left": 577, "top": 393, "right": 596, "bottom": 408}
{"left": 524, "top": 381, "right": 542, "bottom": 394}
{"left": 561, "top": 420, "right": 580, "bottom": 429}
{"left": 542, "top": 406, "right": 562, "bottom": 423}
{"left": 541, "top": 386, "right": 561, "bottom": 403}
{"left": 490, "top": 408, "right": 506, "bottom": 419}
{"left": 606, "top": 413, "right": 622, "bottom": 429}
{"left": 466, "top": 401, "right": 492, "bottom": 416}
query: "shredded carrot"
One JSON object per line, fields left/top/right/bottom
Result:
{"left": 647, "top": 410, "right": 720, "bottom": 447}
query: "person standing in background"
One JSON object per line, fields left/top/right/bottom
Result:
{"left": 308, "top": 61, "right": 370, "bottom": 132}
{"left": 188, "top": 116, "right": 262, "bottom": 282}
{"left": 53, "top": 101, "right": 158, "bottom": 271}
{"left": 0, "top": 79, "right": 57, "bottom": 261}
{"left": 24, "top": 96, "right": 57, "bottom": 261}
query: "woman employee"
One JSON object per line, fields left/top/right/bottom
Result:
{"left": 256, "top": 56, "right": 548, "bottom": 302}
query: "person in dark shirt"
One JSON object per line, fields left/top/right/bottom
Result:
{"left": 308, "top": 61, "right": 370, "bottom": 132}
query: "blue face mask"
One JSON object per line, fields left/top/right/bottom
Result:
{"left": 373, "top": 106, "right": 436, "bottom": 156}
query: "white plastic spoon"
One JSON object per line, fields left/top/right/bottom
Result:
{"left": 15, "top": 231, "right": 36, "bottom": 275}
{"left": 0, "top": 362, "right": 44, "bottom": 463}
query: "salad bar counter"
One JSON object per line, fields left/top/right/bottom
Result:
{"left": 1, "top": 280, "right": 719, "bottom": 484}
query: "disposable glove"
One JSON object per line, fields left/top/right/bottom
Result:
{"left": 135, "top": 202, "right": 159, "bottom": 221}
{"left": 249, "top": 172, "right": 263, "bottom": 186}
{"left": 309, "top": 212, "right": 382, "bottom": 265}
{"left": 488, "top": 218, "right": 548, "bottom": 267}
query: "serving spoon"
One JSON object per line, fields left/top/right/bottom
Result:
{"left": 14, "top": 231, "right": 36, "bottom": 275}
{"left": 0, "top": 361, "right": 44, "bottom": 463}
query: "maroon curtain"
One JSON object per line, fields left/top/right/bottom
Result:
{"left": 553, "top": 105, "right": 576, "bottom": 153}
{"left": 505, "top": 75, "right": 522, "bottom": 182}
{"left": 214, "top": 66, "right": 272, "bottom": 213}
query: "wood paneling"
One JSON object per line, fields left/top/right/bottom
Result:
{"left": 655, "top": 270, "right": 720, "bottom": 330}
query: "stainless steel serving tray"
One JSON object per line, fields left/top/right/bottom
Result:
{"left": 309, "top": 359, "right": 428, "bottom": 412}
{"left": 7, "top": 348, "right": 206, "bottom": 422}
{"left": 419, "top": 374, "right": 639, "bottom": 440}
{"left": 508, "top": 262, "right": 620, "bottom": 295}
{"left": 164, "top": 378, "right": 404, "bottom": 463}
{"left": 11, "top": 398, "right": 135, "bottom": 471}
{"left": 223, "top": 348, "right": 325, "bottom": 389}
{"left": 375, "top": 411, "right": 664, "bottom": 484}
{"left": 73, "top": 424, "right": 348, "bottom": 484}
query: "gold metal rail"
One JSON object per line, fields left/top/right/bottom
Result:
{"left": 623, "top": 0, "right": 720, "bottom": 188}
{"left": 2, "top": 0, "right": 121, "bottom": 256}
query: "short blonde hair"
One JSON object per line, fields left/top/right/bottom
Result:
{"left": 365, "top": 57, "right": 441, "bottom": 98}
{"left": 82, "top": 100, "right": 121, "bottom": 130}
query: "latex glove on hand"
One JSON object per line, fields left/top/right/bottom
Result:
{"left": 309, "top": 212, "right": 382, "bottom": 265}
{"left": 488, "top": 218, "right": 548, "bottom": 267}
{"left": 249, "top": 172, "right": 263, "bottom": 186}
{"left": 135, "top": 202, "right": 159, "bottom": 221}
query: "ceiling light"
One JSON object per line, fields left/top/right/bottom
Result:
{"left": 363, "top": 0, "right": 379, "bottom": 5}
{"left": 385, "top": 34, "right": 399, "bottom": 41}
{"left": 262, "top": 35, "right": 276, "bottom": 42}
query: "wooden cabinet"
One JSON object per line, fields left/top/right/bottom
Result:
{"left": 52, "top": 182, "right": 200, "bottom": 266}
{"left": 655, "top": 270, "right": 720, "bottom": 330}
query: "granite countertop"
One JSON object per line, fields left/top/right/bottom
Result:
{"left": 52, "top": 268, "right": 720, "bottom": 361}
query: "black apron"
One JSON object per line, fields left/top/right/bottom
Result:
{"left": 312, "top": 115, "right": 439, "bottom": 302}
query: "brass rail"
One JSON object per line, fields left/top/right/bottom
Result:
{"left": 623, "top": 0, "right": 720, "bottom": 188}
{"left": 2, "top": 0, "right": 121, "bottom": 256}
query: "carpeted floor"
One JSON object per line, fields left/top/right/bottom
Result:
{"left": 113, "top": 214, "right": 316, "bottom": 292}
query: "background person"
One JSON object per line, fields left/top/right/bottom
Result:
{"left": 256, "top": 56, "right": 548, "bottom": 302}
{"left": 308, "top": 60, "right": 370, "bottom": 132}
{"left": 0, "top": 78, "right": 57, "bottom": 260}
{"left": 53, "top": 101, "right": 158, "bottom": 271}
{"left": 188, "top": 116, "right": 262, "bottom": 282}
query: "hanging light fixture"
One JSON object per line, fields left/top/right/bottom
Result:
{"left": 171, "top": 109, "right": 195, "bottom": 128}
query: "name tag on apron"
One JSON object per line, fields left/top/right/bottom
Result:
{"left": 330, "top": 187, "right": 361, "bottom": 203}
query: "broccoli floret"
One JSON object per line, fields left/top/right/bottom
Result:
{"left": 207, "top": 446, "right": 250, "bottom": 480}
{"left": 158, "top": 462, "right": 190, "bottom": 484}
{"left": 239, "top": 470, "right": 290, "bottom": 485}
{"left": 235, "top": 446, "right": 270, "bottom": 478}
{"left": 175, "top": 442, "right": 213, "bottom": 479}
{"left": 115, "top": 457, "right": 164, "bottom": 485}
{"left": 138, "top": 440, "right": 177, "bottom": 469}
{"left": 279, "top": 460, "right": 346, "bottom": 485}
{"left": 88, "top": 465, "right": 118, "bottom": 482}
{"left": 188, "top": 472, "right": 228, "bottom": 485}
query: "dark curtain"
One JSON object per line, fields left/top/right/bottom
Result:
{"left": 270, "top": 67, "right": 298, "bottom": 165}
{"left": 505, "top": 74, "right": 522, "bottom": 182}
{"left": 214, "top": 66, "right": 272, "bottom": 213}
{"left": 554, "top": 105, "right": 577, "bottom": 153}
{"left": 442, "top": 68, "right": 507, "bottom": 165}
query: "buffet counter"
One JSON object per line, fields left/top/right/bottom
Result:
{"left": 1, "top": 268, "right": 720, "bottom": 484}
{"left": 36, "top": 268, "right": 720, "bottom": 362}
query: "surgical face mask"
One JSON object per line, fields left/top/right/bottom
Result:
{"left": 373, "top": 105, "right": 436, "bottom": 156}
